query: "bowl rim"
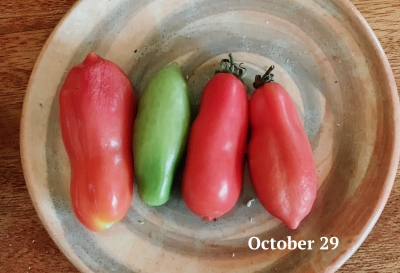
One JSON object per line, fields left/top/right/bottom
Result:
{"left": 328, "top": 0, "right": 400, "bottom": 270}
{"left": 20, "top": 1, "right": 93, "bottom": 272}
{"left": 20, "top": 0, "right": 400, "bottom": 272}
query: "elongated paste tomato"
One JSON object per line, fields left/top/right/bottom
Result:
{"left": 182, "top": 54, "right": 249, "bottom": 220}
{"left": 248, "top": 66, "right": 317, "bottom": 229}
{"left": 59, "top": 52, "right": 135, "bottom": 231}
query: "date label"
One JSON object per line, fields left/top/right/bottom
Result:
{"left": 248, "top": 236, "right": 339, "bottom": 251}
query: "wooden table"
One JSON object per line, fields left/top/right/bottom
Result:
{"left": 1, "top": 0, "right": 399, "bottom": 272}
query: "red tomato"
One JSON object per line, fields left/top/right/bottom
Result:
{"left": 182, "top": 54, "right": 249, "bottom": 221}
{"left": 59, "top": 52, "right": 135, "bottom": 231}
{"left": 248, "top": 66, "right": 317, "bottom": 229}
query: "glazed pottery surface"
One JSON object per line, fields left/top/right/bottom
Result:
{"left": 20, "top": 0, "right": 399, "bottom": 272}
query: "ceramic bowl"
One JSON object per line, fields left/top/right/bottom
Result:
{"left": 21, "top": 0, "right": 399, "bottom": 272}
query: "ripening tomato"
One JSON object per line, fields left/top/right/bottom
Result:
{"left": 182, "top": 54, "right": 249, "bottom": 221}
{"left": 59, "top": 52, "right": 135, "bottom": 231}
{"left": 248, "top": 66, "right": 317, "bottom": 229}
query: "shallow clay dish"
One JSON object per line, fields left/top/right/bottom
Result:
{"left": 21, "top": 0, "right": 399, "bottom": 272}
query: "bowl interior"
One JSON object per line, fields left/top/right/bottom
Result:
{"left": 21, "top": 0, "right": 399, "bottom": 272}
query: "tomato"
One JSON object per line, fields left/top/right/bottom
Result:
{"left": 248, "top": 66, "right": 317, "bottom": 229}
{"left": 133, "top": 62, "right": 191, "bottom": 206}
{"left": 59, "top": 52, "right": 135, "bottom": 231}
{"left": 182, "top": 54, "right": 249, "bottom": 221}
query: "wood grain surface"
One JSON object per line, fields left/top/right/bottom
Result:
{"left": 1, "top": 0, "right": 399, "bottom": 272}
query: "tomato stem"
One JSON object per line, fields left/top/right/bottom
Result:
{"left": 216, "top": 53, "right": 247, "bottom": 80}
{"left": 253, "top": 65, "right": 275, "bottom": 88}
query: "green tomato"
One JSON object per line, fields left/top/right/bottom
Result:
{"left": 133, "top": 62, "right": 191, "bottom": 206}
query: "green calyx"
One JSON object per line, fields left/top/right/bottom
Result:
{"left": 253, "top": 65, "right": 275, "bottom": 89}
{"left": 216, "top": 53, "right": 247, "bottom": 79}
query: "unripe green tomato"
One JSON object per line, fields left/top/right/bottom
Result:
{"left": 133, "top": 62, "right": 191, "bottom": 206}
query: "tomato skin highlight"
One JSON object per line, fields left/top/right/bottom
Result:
{"left": 182, "top": 73, "right": 249, "bottom": 220}
{"left": 133, "top": 62, "right": 191, "bottom": 206}
{"left": 248, "top": 81, "right": 317, "bottom": 229}
{"left": 59, "top": 52, "right": 135, "bottom": 231}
